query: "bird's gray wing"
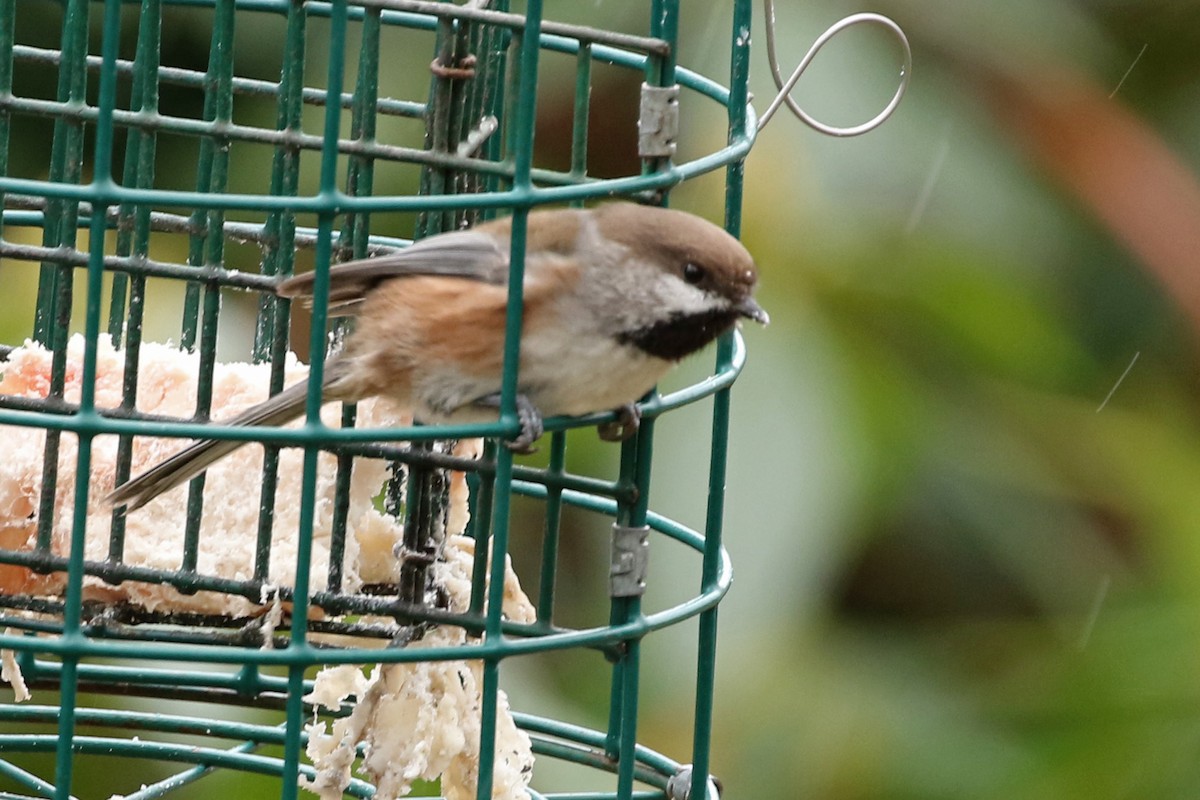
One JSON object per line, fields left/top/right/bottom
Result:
{"left": 277, "top": 229, "right": 510, "bottom": 316}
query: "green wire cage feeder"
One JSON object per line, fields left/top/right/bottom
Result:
{"left": 0, "top": 1, "right": 907, "bottom": 798}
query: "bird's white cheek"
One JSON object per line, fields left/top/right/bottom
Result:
{"left": 669, "top": 280, "right": 718, "bottom": 315}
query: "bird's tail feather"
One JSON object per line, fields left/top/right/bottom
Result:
{"left": 106, "top": 359, "right": 348, "bottom": 511}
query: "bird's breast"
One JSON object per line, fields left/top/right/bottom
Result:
{"left": 517, "top": 332, "right": 671, "bottom": 416}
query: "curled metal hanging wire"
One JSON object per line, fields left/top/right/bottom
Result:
{"left": 759, "top": 1, "right": 912, "bottom": 136}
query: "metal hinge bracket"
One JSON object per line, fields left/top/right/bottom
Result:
{"left": 609, "top": 524, "right": 650, "bottom": 598}
{"left": 638, "top": 83, "right": 680, "bottom": 159}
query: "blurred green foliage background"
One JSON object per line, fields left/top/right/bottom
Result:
{"left": 6, "top": 1, "right": 1200, "bottom": 798}
{"left": 704, "top": 1, "right": 1200, "bottom": 798}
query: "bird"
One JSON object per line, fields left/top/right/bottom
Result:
{"left": 107, "top": 202, "right": 768, "bottom": 511}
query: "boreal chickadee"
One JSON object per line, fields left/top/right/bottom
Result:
{"left": 108, "top": 202, "right": 767, "bottom": 511}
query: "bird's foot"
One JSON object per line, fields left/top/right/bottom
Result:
{"left": 475, "top": 392, "right": 544, "bottom": 454}
{"left": 597, "top": 402, "right": 640, "bottom": 442}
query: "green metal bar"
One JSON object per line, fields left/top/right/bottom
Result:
{"left": 116, "top": 736, "right": 268, "bottom": 800}
{"left": 252, "top": 341, "right": 292, "bottom": 581}
{"left": 181, "top": 0, "right": 236, "bottom": 349}
{"left": 0, "top": 116, "right": 749, "bottom": 212}
{"left": 530, "top": 709, "right": 720, "bottom": 796}
{"left": 8, "top": 655, "right": 306, "bottom": 701}
{"left": 180, "top": 0, "right": 238, "bottom": 568}
{"left": 453, "top": 13, "right": 491, "bottom": 219}
{"left": 388, "top": 4, "right": 494, "bottom": 233}
{"left": 0, "top": 34, "right": 751, "bottom": 208}
{"left": 255, "top": 0, "right": 310, "bottom": 358}
{"left": 52, "top": 0, "right": 127, "bottom": 793}
{"left": 253, "top": 0, "right": 310, "bottom": 579}
{"left": 0, "top": 734, "right": 374, "bottom": 797}
{"left": 106, "top": 0, "right": 161, "bottom": 348}
{"left": 569, "top": 43, "right": 591, "bottom": 190}
{"left": 0, "top": 535, "right": 715, "bottom": 651}
{"left": 395, "top": 5, "right": 470, "bottom": 617}
{"left": 479, "top": 463, "right": 513, "bottom": 800}
{"left": 1, "top": 705, "right": 295, "bottom": 744}
{"left": 2, "top": 214, "right": 363, "bottom": 271}
{"left": 640, "top": 0, "right": 680, "bottom": 188}
{"left": 416, "top": 16, "right": 456, "bottom": 237}
{"left": 606, "top": 422, "right": 655, "bottom": 799}
{"left": 326, "top": 5, "right": 383, "bottom": 594}
{"left": 603, "top": 6, "right": 692, "bottom": 779}
{"left": 686, "top": 3, "right": 752, "bottom": 797}
{"left": 180, "top": 289, "right": 219, "bottom": 571}
{"left": 0, "top": 0, "right": 13, "bottom": 246}
{"left": 252, "top": 362, "right": 290, "bottom": 581}
{"left": 495, "top": 31, "right": 520, "bottom": 197}
{"left": 0, "top": 754, "right": 57, "bottom": 797}
{"left": 399, "top": 440, "right": 439, "bottom": 605}
{"left": 0, "top": 700, "right": 686, "bottom": 786}
{"left": 528, "top": 739, "right": 666, "bottom": 791}
{"left": 0, "top": 545, "right": 725, "bottom": 664}
{"left": 112, "top": 0, "right": 671, "bottom": 57}
{"left": 648, "top": 0, "right": 679, "bottom": 82}
{"left": 0, "top": 560, "right": 719, "bottom": 659}
{"left": 444, "top": 0, "right": 491, "bottom": 665}
{"left": 606, "top": 0, "right": 680, "bottom": 738}
{"left": 605, "top": 441, "right": 638, "bottom": 755}
{"left": 0, "top": 704, "right": 699, "bottom": 799}
{"left": 339, "top": 5, "right": 382, "bottom": 263}
{"left": 6, "top": 42, "right": 424, "bottom": 118}
{"left": 468, "top": 440, "right": 497, "bottom": 616}
{"left": 0, "top": 700, "right": 671, "bottom": 780}
{"left": 478, "top": 4, "right": 543, "bottom": 795}
{"left": 477, "top": 7, "right": 510, "bottom": 215}
{"left": 325, "top": 404, "right": 357, "bottom": 593}
{"left": 32, "top": 0, "right": 91, "bottom": 563}
{"left": 277, "top": 1, "right": 350, "bottom": 796}
{"left": 108, "top": 0, "right": 163, "bottom": 561}
{"left": 169, "top": 0, "right": 235, "bottom": 578}
{"left": 33, "top": 257, "right": 76, "bottom": 549}
{"left": 447, "top": 12, "right": 478, "bottom": 231}
{"left": 536, "top": 432, "right": 567, "bottom": 624}
{"left": 33, "top": 0, "right": 88, "bottom": 344}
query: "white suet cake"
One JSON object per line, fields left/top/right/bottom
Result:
{"left": 0, "top": 334, "right": 536, "bottom": 799}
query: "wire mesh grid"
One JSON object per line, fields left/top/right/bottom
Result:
{"left": 0, "top": 1, "right": 755, "bottom": 798}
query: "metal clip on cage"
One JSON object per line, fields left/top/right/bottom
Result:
{"left": 0, "top": 1, "right": 906, "bottom": 799}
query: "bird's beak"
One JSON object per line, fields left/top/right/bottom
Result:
{"left": 736, "top": 297, "right": 770, "bottom": 326}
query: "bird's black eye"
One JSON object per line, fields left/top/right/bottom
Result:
{"left": 682, "top": 262, "right": 706, "bottom": 284}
